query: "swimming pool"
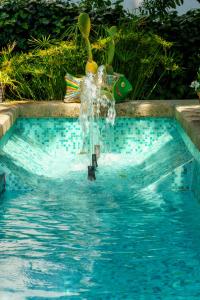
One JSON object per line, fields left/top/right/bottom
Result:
{"left": 0, "top": 117, "right": 200, "bottom": 299}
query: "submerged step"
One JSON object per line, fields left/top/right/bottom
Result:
{"left": 147, "top": 158, "right": 194, "bottom": 192}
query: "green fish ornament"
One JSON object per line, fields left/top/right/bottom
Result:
{"left": 64, "top": 72, "right": 132, "bottom": 102}
{"left": 113, "top": 74, "right": 132, "bottom": 102}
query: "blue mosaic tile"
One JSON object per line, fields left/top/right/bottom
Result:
{"left": 0, "top": 117, "right": 199, "bottom": 196}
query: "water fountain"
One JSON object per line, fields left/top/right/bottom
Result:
{"left": 65, "top": 13, "right": 132, "bottom": 180}
{"left": 80, "top": 66, "right": 117, "bottom": 180}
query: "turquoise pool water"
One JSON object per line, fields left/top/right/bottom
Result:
{"left": 0, "top": 118, "right": 200, "bottom": 299}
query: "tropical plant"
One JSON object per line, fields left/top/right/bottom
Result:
{"left": 105, "top": 26, "right": 117, "bottom": 74}
{"left": 1, "top": 20, "right": 177, "bottom": 101}
{"left": 3, "top": 41, "right": 86, "bottom": 100}
{"left": 78, "top": 0, "right": 126, "bottom": 24}
{"left": 142, "top": 9, "right": 200, "bottom": 99}
{"left": 28, "top": 35, "right": 59, "bottom": 50}
{"left": 111, "top": 19, "right": 177, "bottom": 99}
{"left": 0, "top": 42, "right": 17, "bottom": 101}
{"left": 78, "top": 12, "right": 98, "bottom": 74}
{"left": 190, "top": 67, "right": 200, "bottom": 94}
{"left": 0, "top": 0, "right": 126, "bottom": 52}
{"left": 140, "top": 0, "right": 184, "bottom": 18}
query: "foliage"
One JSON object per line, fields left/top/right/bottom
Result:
{"left": 0, "top": 0, "right": 126, "bottom": 52}
{"left": 190, "top": 66, "right": 200, "bottom": 93}
{"left": 0, "top": 42, "right": 17, "bottom": 95}
{"left": 1, "top": 16, "right": 176, "bottom": 101}
{"left": 143, "top": 9, "right": 200, "bottom": 99}
{"left": 111, "top": 19, "right": 176, "bottom": 99}
{"left": 0, "top": 0, "right": 74, "bottom": 51}
{"left": 105, "top": 26, "right": 117, "bottom": 74}
{"left": 1, "top": 0, "right": 198, "bottom": 100}
{"left": 139, "top": 0, "right": 184, "bottom": 19}
{"left": 78, "top": 0, "right": 125, "bottom": 24}
{"left": 3, "top": 42, "right": 86, "bottom": 100}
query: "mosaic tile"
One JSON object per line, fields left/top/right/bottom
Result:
{"left": 0, "top": 117, "right": 199, "bottom": 196}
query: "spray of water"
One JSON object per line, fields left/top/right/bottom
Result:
{"left": 79, "top": 66, "right": 117, "bottom": 180}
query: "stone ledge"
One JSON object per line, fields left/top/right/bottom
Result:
{"left": 175, "top": 105, "right": 200, "bottom": 150}
{"left": 18, "top": 102, "right": 80, "bottom": 118}
{"left": 116, "top": 101, "right": 176, "bottom": 117}
{"left": 0, "top": 100, "right": 200, "bottom": 150}
{"left": 0, "top": 104, "right": 19, "bottom": 139}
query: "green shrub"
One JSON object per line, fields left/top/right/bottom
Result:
{"left": 0, "top": 0, "right": 126, "bottom": 52}
{"left": 2, "top": 20, "right": 176, "bottom": 101}
{"left": 1, "top": 0, "right": 199, "bottom": 100}
{"left": 143, "top": 9, "right": 200, "bottom": 99}
{"left": 5, "top": 42, "right": 86, "bottom": 100}
{"left": 92, "top": 18, "right": 178, "bottom": 99}
{"left": 112, "top": 20, "right": 177, "bottom": 99}
{"left": 139, "top": 0, "right": 184, "bottom": 19}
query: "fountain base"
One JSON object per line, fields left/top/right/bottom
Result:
{"left": 0, "top": 173, "right": 6, "bottom": 194}
{"left": 88, "top": 166, "right": 96, "bottom": 181}
{"left": 92, "top": 153, "right": 98, "bottom": 169}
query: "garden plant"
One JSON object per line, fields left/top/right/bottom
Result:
{"left": 0, "top": 0, "right": 199, "bottom": 101}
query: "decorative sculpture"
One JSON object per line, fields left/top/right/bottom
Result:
{"left": 64, "top": 13, "right": 132, "bottom": 103}
{"left": 78, "top": 12, "right": 98, "bottom": 75}
{"left": 64, "top": 13, "right": 133, "bottom": 180}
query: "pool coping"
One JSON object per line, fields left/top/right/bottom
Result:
{"left": 0, "top": 100, "right": 200, "bottom": 150}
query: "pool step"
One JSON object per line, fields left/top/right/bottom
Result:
{"left": 147, "top": 158, "right": 194, "bottom": 192}
{"left": 0, "top": 173, "right": 6, "bottom": 194}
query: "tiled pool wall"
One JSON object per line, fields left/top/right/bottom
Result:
{"left": 177, "top": 123, "right": 200, "bottom": 202}
{"left": 1, "top": 117, "right": 193, "bottom": 154}
{"left": 0, "top": 117, "right": 178, "bottom": 154}
{"left": 0, "top": 116, "right": 200, "bottom": 200}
